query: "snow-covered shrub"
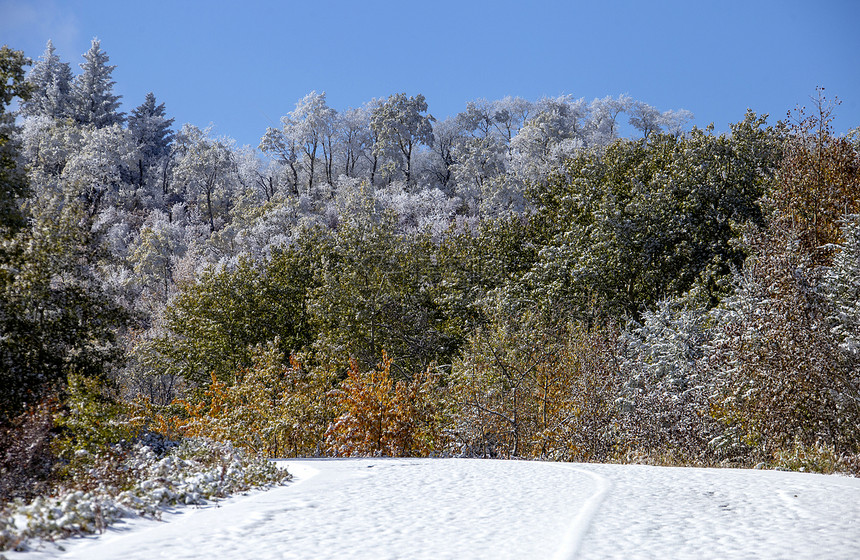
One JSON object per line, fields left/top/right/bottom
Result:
{"left": 0, "top": 438, "right": 289, "bottom": 552}
{"left": 708, "top": 223, "right": 860, "bottom": 466}
{"left": 618, "top": 299, "right": 720, "bottom": 465}
{"left": 823, "top": 214, "right": 860, "bottom": 361}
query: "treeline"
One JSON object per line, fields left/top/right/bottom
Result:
{"left": 2, "top": 38, "right": 860, "bottom": 512}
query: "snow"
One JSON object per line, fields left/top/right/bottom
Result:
{"left": 9, "top": 459, "right": 860, "bottom": 559}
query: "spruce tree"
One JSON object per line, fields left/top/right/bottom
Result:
{"left": 71, "top": 38, "right": 124, "bottom": 128}
{"left": 129, "top": 92, "right": 174, "bottom": 160}
{"left": 129, "top": 92, "right": 174, "bottom": 188}
{"left": 21, "top": 40, "right": 73, "bottom": 119}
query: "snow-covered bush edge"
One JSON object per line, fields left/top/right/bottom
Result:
{"left": 0, "top": 438, "right": 290, "bottom": 552}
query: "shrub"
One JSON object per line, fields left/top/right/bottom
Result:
{"left": 449, "top": 307, "right": 621, "bottom": 461}
{"left": 158, "top": 341, "right": 334, "bottom": 457}
{"left": 0, "top": 438, "right": 289, "bottom": 552}
{"left": 325, "top": 352, "right": 449, "bottom": 457}
{"left": 0, "top": 397, "right": 58, "bottom": 504}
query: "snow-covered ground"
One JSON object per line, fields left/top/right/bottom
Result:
{"left": 9, "top": 458, "right": 860, "bottom": 559}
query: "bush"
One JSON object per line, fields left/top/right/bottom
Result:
{"left": 0, "top": 397, "right": 58, "bottom": 504}
{"left": 449, "top": 307, "right": 621, "bottom": 461}
{"left": 324, "top": 352, "right": 449, "bottom": 457}
{"left": 0, "top": 438, "right": 290, "bottom": 552}
{"left": 156, "top": 341, "right": 334, "bottom": 457}
{"left": 770, "top": 439, "right": 849, "bottom": 474}
{"left": 617, "top": 299, "right": 720, "bottom": 465}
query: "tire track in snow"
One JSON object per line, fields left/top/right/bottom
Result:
{"left": 550, "top": 465, "right": 612, "bottom": 560}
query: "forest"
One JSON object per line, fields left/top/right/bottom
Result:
{"left": 1, "top": 38, "right": 860, "bottom": 544}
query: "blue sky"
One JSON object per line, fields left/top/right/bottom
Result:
{"left": 2, "top": 0, "right": 858, "bottom": 148}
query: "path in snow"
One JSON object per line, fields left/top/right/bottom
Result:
{"left": 12, "top": 458, "right": 860, "bottom": 559}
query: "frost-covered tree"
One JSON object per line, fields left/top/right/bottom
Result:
{"left": 61, "top": 123, "right": 138, "bottom": 216}
{"left": 259, "top": 124, "right": 300, "bottom": 196}
{"left": 452, "top": 101, "right": 507, "bottom": 194}
{"left": 19, "top": 116, "right": 81, "bottom": 187}
{"left": 128, "top": 92, "right": 174, "bottom": 189}
{"left": 488, "top": 96, "right": 533, "bottom": 157}
{"left": 424, "top": 116, "right": 463, "bottom": 192}
{"left": 628, "top": 100, "right": 663, "bottom": 140}
{"left": 587, "top": 94, "right": 632, "bottom": 146}
{"left": 289, "top": 91, "right": 337, "bottom": 190}
{"left": 71, "top": 39, "right": 124, "bottom": 128}
{"left": 337, "top": 104, "right": 375, "bottom": 179}
{"left": 21, "top": 40, "right": 73, "bottom": 120}
{"left": 129, "top": 210, "right": 186, "bottom": 302}
{"left": 660, "top": 109, "right": 694, "bottom": 137}
{"left": 510, "top": 95, "right": 587, "bottom": 182}
{"left": 264, "top": 92, "right": 337, "bottom": 194}
{"left": 375, "top": 183, "right": 460, "bottom": 240}
{"left": 706, "top": 97, "right": 860, "bottom": 467}
{"left": 371, "top": 93, "right": 434, "bottom": 187}
{"left": 172, "top": 124, "right": 237, "bottom": 232}
{"left": 627, "top": 104, "right": 693, "bottom": 141}
{"left": 233, "top": 146, "right": 281, "bottom": 203}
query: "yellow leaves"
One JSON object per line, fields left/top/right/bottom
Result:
{"left": 450, "top": 316, "right": 621, "bottom": 461}
{"left": 775, "top": 91, "right": 860, "bottom": 261}
{"left": 148, "top": 343, "right": 334, "bottom": 458}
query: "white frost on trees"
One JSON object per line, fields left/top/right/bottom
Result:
{"left": 71, "top": 39, "right": 124, "bottom": 128}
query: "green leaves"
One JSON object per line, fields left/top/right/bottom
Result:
{"left": 1, "top": 195, "right": 129, "bottom": 422}
{"left": 308, "top": 214, "right": 452, "bottom": 376}
{"left": 525, "top": 116, "right": 779, "bottom": 321}
{"left": 0, "top": 46, "right": 32, "bottom": 235}
{"left": 143, "top": 247, "right": 314, "bottom": 385}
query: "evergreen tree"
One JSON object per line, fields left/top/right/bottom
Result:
{"left": 129, "top": 92, "right": 174, "bottom": 161}
{"left": 128, "top": 92, "right": 174, "bottom": 188}
{"left": 0, "top": 46, "right": 31, "bottom": 235}
{"left": 21, "top": 40, "right": 73, "bottom": 119}
{"left": 71, "top": 39, "right": 124, "bottom": 128}
{"left": 1, "top": 195, "right": 130, "bottom": 422}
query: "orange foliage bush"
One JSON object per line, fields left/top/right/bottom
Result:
{"left": 325, "top": 352, "right": 448, "bottom": 457}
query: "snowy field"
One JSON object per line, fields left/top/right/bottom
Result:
{"left": 9, "top": 458, "right": 860, "bottom": 559}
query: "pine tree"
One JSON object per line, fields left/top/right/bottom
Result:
{"left": 21, "top": 40, "right": 73, "bottom": 119}
{"left": 128, "top": 92, "right": 174, "bottom": 188}
{"left": 71, "top": 39, "right": 124, "bottom": 128}
{"left": 129, "top": 92, "right": 174, "bottom": 161}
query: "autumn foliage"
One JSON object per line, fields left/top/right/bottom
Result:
{"left": 325, "top": 352, "right": 448, "bottom": 457}
{"left": 448, "top": 307, "right": 621, "bottom": 461}
{"left": 154, "top": 341, "right": 333, "bottom": 457}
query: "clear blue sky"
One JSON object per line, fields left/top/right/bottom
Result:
{"left": 2, "top": 0, "right": 858, "bottom": 148}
